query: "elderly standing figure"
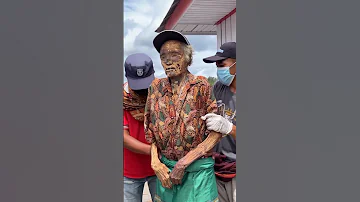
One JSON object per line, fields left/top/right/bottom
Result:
{"left": 144, "top": 30, "right": 222, "bottom": 202}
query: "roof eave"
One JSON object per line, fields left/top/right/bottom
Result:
{"left": 179, "top": 31, "right": 217, "bottom": 35}
{"left": 155, "top": 0, "right": 193, "bottom": 33}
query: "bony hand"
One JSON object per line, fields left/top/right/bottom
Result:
{"left": 201, "top": 113, "right": 233, "bottom": 135}
{"left": 152, "top": 162, "right": 172, "bottom": 189}
{"left": 170, "top": 161, "right": 186, "bottom": 185}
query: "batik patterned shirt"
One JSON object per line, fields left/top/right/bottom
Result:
{"left": 144, "top": 74, "right": 217, "bottom": 161}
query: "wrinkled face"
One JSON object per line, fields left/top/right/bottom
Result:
{"left": 160, "top": 40, "right": 187, "bottom": 78}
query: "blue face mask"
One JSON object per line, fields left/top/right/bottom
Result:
{"left": 217, "top": 62, "right": 236, "bottom": 86}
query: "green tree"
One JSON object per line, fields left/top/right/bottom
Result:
{"left": 207, "top": 76, "right": 217, "bottom": 100}
{"left": 207, "top": 76, "right": 217, "bottom": 87}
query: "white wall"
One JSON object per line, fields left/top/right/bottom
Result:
{"left": 216, "top": 11, "right": 236, "bottom": 49}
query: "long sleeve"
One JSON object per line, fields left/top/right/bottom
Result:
{"left": 144, "top": 83, "right": 156, "bottom": 144}
{"left": 205, "top": 84, "right": 218, "bottom": 114}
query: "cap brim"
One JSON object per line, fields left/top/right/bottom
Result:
{"left": 153, "top": 30, "right": 190, "bottom": 53}
{"left": 127, "top": 74, "right": 155, "bottom": 90}
{"left": 203, "top": 55, "right": 228, "bottom": 63}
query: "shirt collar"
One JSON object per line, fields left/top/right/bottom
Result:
{"left": 161, "top": 73, "right": 200, "bottom": 94}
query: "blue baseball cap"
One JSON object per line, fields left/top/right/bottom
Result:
{"left": 124, "top": 53, "right": 155, "bottom": 90}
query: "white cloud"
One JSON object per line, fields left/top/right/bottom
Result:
{"left": 124, "top": 0, "right": 218, "bottom": 82}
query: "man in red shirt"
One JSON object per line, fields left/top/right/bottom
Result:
{"left": 123, "top": 53, "right": 156, "bottom": 202}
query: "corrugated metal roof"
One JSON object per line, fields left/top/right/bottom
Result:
{"left": 173, "top": 24, "right": 217, "bottom": 35}
{"left": 156, "top": 0, "right": 236, "bottom": 35}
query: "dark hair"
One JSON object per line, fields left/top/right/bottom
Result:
{"left": 132, "top": 88, "right": 148, "bottom": 96}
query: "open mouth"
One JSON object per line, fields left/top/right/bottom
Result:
{"left": 165, "top": 67, "right": 176, "bottom": 72}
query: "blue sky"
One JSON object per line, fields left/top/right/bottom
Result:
{"left": 124, "top": 0, "right": 218, "bottom": 82}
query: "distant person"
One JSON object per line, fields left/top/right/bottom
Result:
{"left": 123, "top": 53, "right": 156, "bottom": 202}
{"left": 144, "top": 30, "right": 222, "bottom": 202}
{"left": 201, "top": 42, "right": 237, "bottom": 202}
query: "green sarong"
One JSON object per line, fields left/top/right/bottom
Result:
{"left": 154, "top": 156, "right": 219, "bottom": 202}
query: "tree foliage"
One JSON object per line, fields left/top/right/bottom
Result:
{"left": 207, "top": 76, "right": 218, "bottom": 87}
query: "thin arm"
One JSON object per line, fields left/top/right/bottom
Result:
{"left": 177, "top": 131, "right": 222, "bottom": 168}
{"left": 123, "top": 129, "right": 151, "bottom": 155}
{"left": 151, "top": 143, "right": 161, "bottom": 168}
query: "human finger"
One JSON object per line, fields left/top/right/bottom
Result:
{"left": 201, "top": 113, "right": 218, "bottom": 120}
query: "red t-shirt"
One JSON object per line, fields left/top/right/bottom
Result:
{"left": 123, "top": 110, "right": 155, "bottom": 178}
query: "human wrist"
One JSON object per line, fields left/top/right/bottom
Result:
{"left": 175, "top": 159, "right": 187, "bottom": 170}
{"left": 151, "top": 160, "right": 162, "bottom": 171}
{"left": 145, "top": 145, "right": 151, "bottom": 155}
{"left": 225, "top": 121, "right": 233, "bottom": 135}
{"left": 151, "top": 154, "right": 161, "bottom": 168}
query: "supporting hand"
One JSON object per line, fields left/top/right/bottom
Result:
{"left": 201, "top": 113, "right": 233, "bottom": 135}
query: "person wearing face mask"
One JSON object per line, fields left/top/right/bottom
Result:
{"left": 123, "top": 53, "right": 157, "bottom": 202}
{"left": 201, "top": 42, "right": 237, "bottom": 202}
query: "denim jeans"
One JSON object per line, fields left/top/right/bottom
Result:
{"left": 124, "top": 175, "right": 157, "bottom": 202}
